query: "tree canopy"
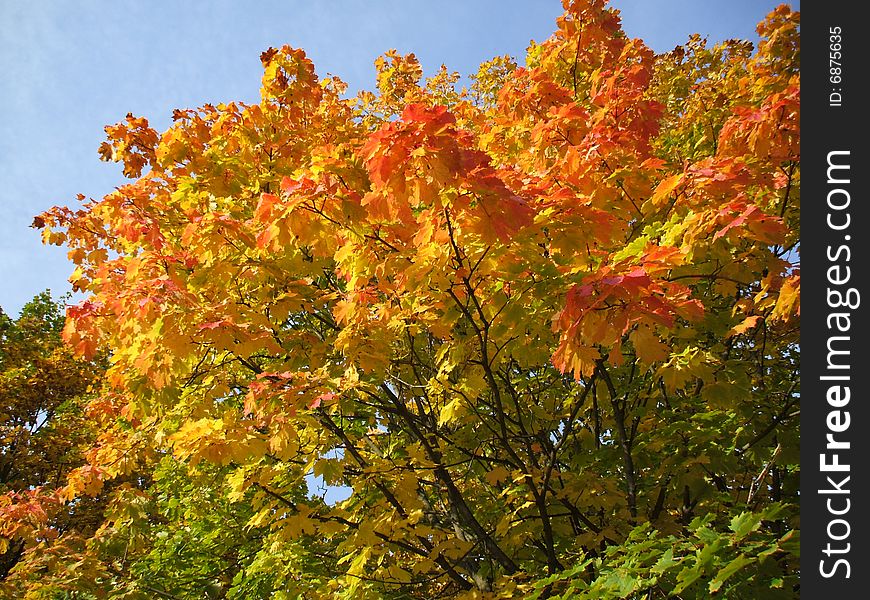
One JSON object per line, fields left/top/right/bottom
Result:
{"left": 16, "top": 0, "right": 799, "bottom": 597}
{"left": 0, "top": 293, "right": 103, "bottom": 587}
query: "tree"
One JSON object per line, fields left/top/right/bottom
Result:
{"left": 31, "top": 1, "right": 799, "bottom": 597}
{"left": 0, "top": 293, "right": 103, "bottom": 588}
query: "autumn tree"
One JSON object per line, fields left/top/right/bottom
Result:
{"left": 0, "top": 293, "right": 103, "bottom": 588}
{"left": 31, "top": 0, "right": 799, "bottom": 597}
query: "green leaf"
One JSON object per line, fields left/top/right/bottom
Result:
{"left": 729, "top": 512, "right": 762, "bottom": 541}
{"left": 651, "top": 548, "right": 679, "bottom": 574}
{"left": 709, "top": 553, "right": 754, "bottom": 593}
{"left": 673, "top": 565, "right": 702, "bottom": 595}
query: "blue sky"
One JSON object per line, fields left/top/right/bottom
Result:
{"left": 1, "top": 0, "right": 796, "bottom": 316}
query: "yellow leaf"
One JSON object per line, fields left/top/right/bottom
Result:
{"left": 334, "top": 241, "right": 356, "bottom": 264}
{"left": 333, "top": 299, "right": 355, "bottom": 324}
{"left": 485, "top": 466, "right": 511, "bottom": 486}
{"left": 411, "top": 558, "right": 436, "bottom": 574}
{"left": 226, "top": 468, "right": 249, "bottom": 502}
{"left": 438, "top": 398, "right": 462, "bottom": 426}
{"left": 770, "top": 274, "right": 800, "bottom": 322}
{"left": 387, "top": 564, "right": 413, "bottom": 583}
{"left": 629, "top": 326, "right": 670, "bottom": 364}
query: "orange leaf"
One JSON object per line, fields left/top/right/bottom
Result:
{"left": 649, "top": 173, "right": 684, "bottom": 207}
{"left": 727, "top": 315, "right": 762, "bottom": 337}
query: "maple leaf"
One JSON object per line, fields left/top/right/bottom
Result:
{"left": 649, "top": 172, "right": 684, "bottom": 207}
{"left": 727, "top": 315, "right": 762, "bottom": 337}
{"left": 629, "top": 325, "right": 670, "bottom": 364}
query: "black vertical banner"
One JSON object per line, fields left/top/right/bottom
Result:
{"left": 802, "top": 1, "right": 868, "bottom": 596}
